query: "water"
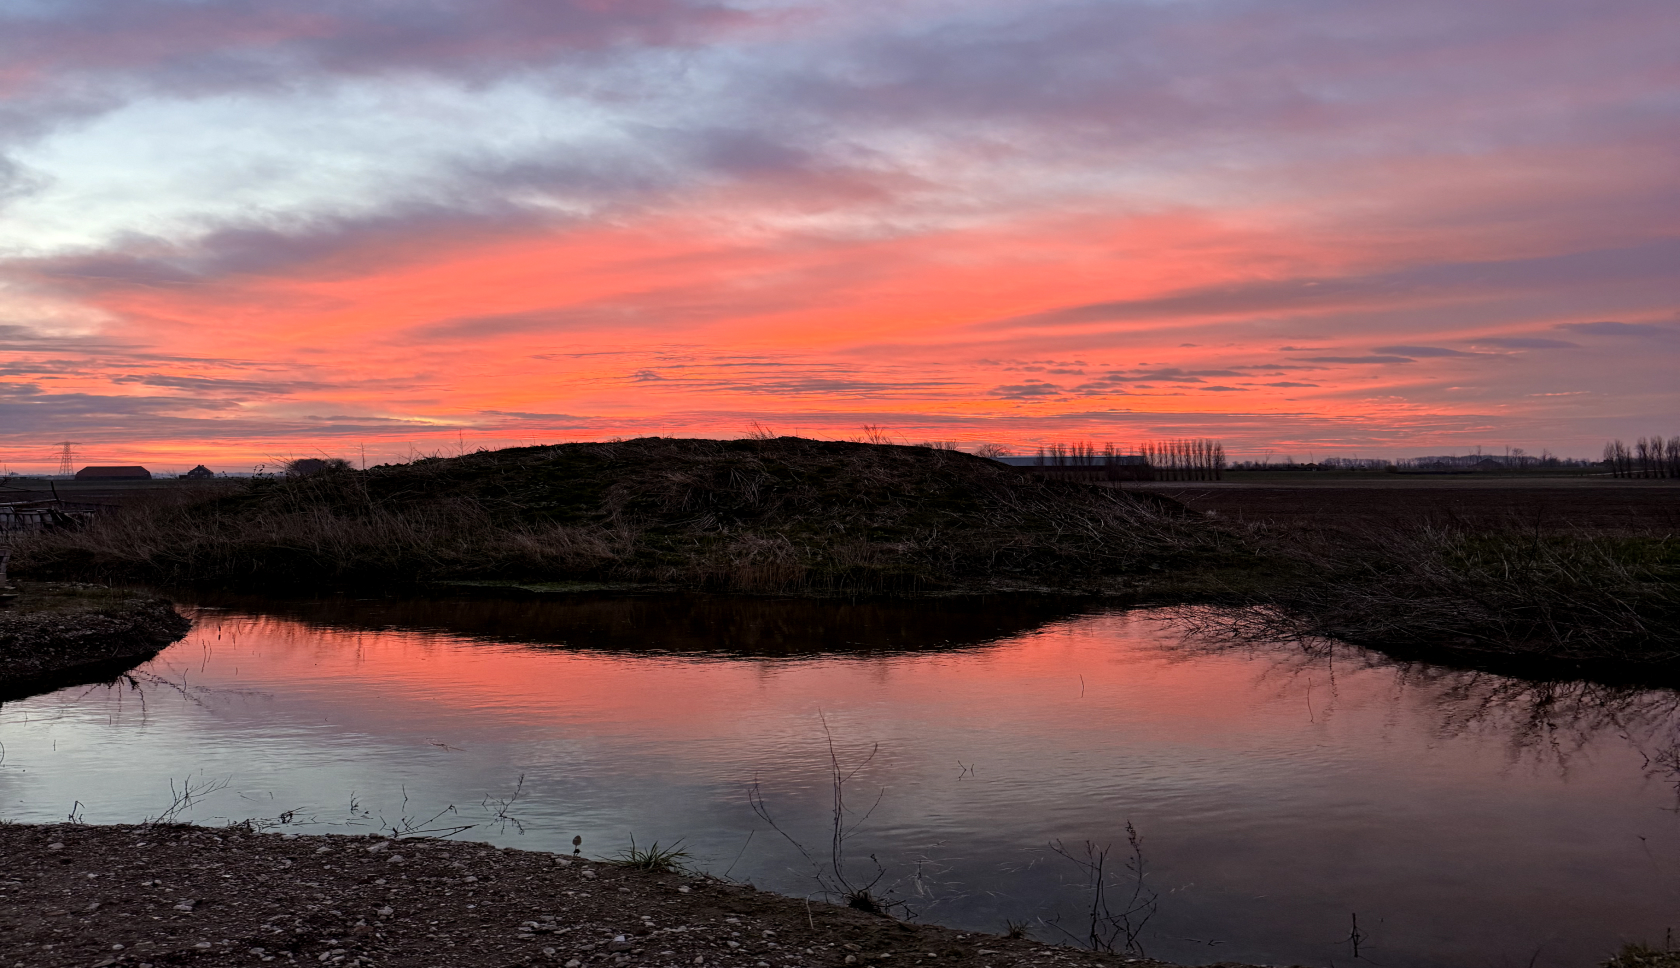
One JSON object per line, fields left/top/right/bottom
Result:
{"left": 3, "top": 593, "right": 1678, "bottom": 968}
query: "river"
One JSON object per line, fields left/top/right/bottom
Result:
{"left": 2, "top": 593, "right": 1676, "bottom": 967}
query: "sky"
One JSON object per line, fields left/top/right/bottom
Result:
{"left": 1, "top": 0, "right": 1676, "bottom": 472}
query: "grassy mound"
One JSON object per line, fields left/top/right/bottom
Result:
{"left": 16, "top": 437, "right": 1239, "bottom": 594}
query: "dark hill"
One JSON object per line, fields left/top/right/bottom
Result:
{"left": 17, "top": 437, "right": 1237, "bottom": 593}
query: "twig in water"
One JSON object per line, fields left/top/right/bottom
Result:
{"left": 1342, "top": 912, "right": 1366, "bottom": 960}
{"left": 723, "top": 829, "right": 756, "bottom": 880}
{"left": 1044, "top": 821, "right": 1158, "bottom": 957}
{"left": 146, "top": 774, "right": 233, "bottom": 826}
{"left": 378, "top": 785, "right": 477, "bottom": 840}
{"left": 482, "top": 773, "right": 527, "bottom": 834}
{"left": 747, "top": 712, "right": 906, "bottom": 915}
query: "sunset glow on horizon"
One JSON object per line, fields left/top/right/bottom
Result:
{"left": 2, "top": 0, "right": 1676, "bottom": 473}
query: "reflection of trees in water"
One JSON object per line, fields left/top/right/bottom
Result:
{"left": 1161, "top": 606, "right": 1680, "bottom": 802}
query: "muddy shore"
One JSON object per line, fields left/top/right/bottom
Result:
{"left": 0, "top": 584, "right": 191, "bottom": 698}
{"left": 0, "top": 824, "right": 1282, "bottom": 968}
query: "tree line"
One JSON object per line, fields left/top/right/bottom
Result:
{"left": 1139, "top": 439, "right": 1226, "bottom": 481}
{"left": 1032, "top": 439, "right": 1227, "bottom": 481}
{"left": 1604, "top": 437, "right": 1680, "bottom": 478}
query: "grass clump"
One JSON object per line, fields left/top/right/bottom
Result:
{"left": 13, "top": 436, "right": 1239, "bottom": 595}
{"left": 616, "top": 837, "right": 691, "bottom": 873}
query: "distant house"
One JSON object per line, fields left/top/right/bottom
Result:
{"left": 183, "top": 465, "right": 215, "bottom": 480}
{"left": 75, "top": 465, "right": 151, "bottom": 481}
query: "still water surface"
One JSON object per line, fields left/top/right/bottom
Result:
{"left": 3, "top": 594, "right": 1679, "bottom": 968}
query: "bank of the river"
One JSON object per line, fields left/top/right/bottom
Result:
{"left": 0, "top": 583, "right": 191, "bottom": 693}
{"left": 0, "top": 824, "right": 1272, "bottom": 968}
{"left": 11, "top": 435, "right": 1677, "bottom": 681}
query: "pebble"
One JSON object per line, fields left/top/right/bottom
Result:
{"left": 377, "top": 906, "right": 394, "bottom": 918}
{"left": 46, "top": 843, "right": 63, "bottom": 851}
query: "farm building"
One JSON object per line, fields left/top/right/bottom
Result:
{"left": 75, "top": 465, "right": 151, "bottom": 480}
{"left": 183, "top": 465, "right": 215, "bottom": 479}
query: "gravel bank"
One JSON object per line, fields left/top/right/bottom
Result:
{"left": 0, "top": 584, "right": 190, "bottom": 692}
{"left": 0, "top": 824, "right": 1280, "bottom": 968}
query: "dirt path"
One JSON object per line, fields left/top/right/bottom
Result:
{"left": 0, "top": 824, "right": 1279, "bottom": 968}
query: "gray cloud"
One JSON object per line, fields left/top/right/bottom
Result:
{"left": 1371, "top": 345, "right": 1476, "bottom": 357}
{"left": 0, "top": 1, "right": 744, "bottom": 108}
{"left": 1557, "top": 321, "right": 1672, "bottom": 337}
{"left": 1470, "top": 337, "right": 1580, "bottom": 349}
{"left": 991, "top": 382, "right": 1063, "bottom": 399}
{"left": 1293, "top": 356, "right": 1416, "bottom": 364}
{"left": 110, "top": 374, "right": 339, "bottom": 395}
{"left": 981, "top": 238, "right": 1680, "bottom": 332}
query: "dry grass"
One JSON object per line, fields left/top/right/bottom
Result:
{"left": 13, "top": 437, "right": 1238, "bottom": 594}
{"left": 1194, "top": 521, "right": 1680, "bottom": 671}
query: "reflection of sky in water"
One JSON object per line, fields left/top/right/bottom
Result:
{"left": 3, "top": 602, "right": 1679, "bottom": 968}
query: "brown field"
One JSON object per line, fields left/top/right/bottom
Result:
{"left": 0, "top": 476, "right": 223, "bottom": 507}
{"left": 1121, "top": 476, "right": 1680, "bottom": 532}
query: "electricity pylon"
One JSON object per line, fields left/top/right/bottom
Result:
{"left": 55, "top": 441, "right": 80, "bottom": 477}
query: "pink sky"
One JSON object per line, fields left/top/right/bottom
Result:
{"left": 1, "top": 0, "right": 1676, "bottom": 472}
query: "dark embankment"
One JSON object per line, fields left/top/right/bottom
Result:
{"left": 12, "top": 437, "right": 1241, "bottom": 595}
{"left": 1202, "top": 521, "right": 1680, "bottom": 682}
{"left": 0, "top": 583, "right": 192, "bottom": 699}
{"left": 1138, "top": 476, "right": 1680, "bottom": 680}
